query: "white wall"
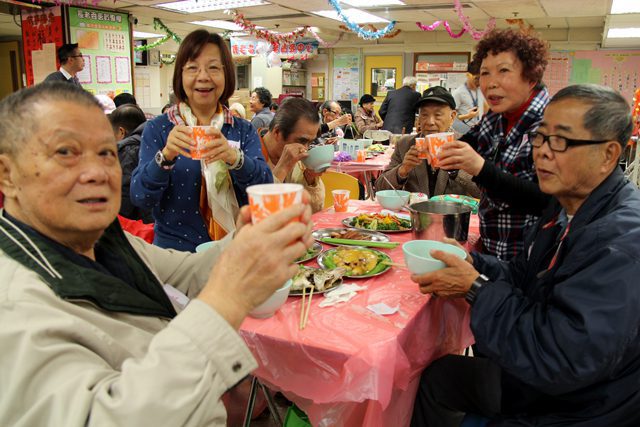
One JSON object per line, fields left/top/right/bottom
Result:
{"left": 305, "top": 52, "right": 329, "bottom": 101}
{"left": 251, "top": 55, "right": 282, "bottom": 97}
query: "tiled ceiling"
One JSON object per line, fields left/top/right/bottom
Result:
{"left": 0, "top": 0, "right": 636, "bottom": 48}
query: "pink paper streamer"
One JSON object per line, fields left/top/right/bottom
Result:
{"left": 415, "top": 21, "right": 466, "bottom": 38}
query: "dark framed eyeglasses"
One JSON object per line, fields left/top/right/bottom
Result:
{"left": 528, "top": 131, "right": 609, "bottom": 153}
{"left": 330, "top": 109, "right": 342, "bottom": 115}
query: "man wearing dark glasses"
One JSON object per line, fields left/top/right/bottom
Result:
{"left": 411, "top": 84, "right": 640, "bottom": 427}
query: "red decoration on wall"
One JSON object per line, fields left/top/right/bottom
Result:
{"left": 21, "top": 6, "right": 64, "bottom": 86}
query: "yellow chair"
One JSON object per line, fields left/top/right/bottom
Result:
{"left": 321, "top": 171, "right": 360, "bottom": 208}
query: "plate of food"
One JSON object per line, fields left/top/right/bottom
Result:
{"left": 312, "top": 228, "right": 390, "bottom": 244}
{"left": 295, "top": 242, "right": 323, "bottom": 263}
{"left": 342, "top": 213, "right": 411, "bottom": 233}
{"left": 290, "top": 265, "right": 346, "bottom": 296}
{"left": 317, "top": 247, "right": 392, "bottom": 278}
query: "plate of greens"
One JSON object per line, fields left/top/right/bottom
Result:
{"left": 295, "top": 242, "right": 323, "bottom": 263}
{"left": 341, "top": 213, "right": 411, "bottom": 233}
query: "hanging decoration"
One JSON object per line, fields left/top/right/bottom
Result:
{"left": 309, "top": 27, "right": 345, "bottom": 48}
{"left": 453, "top": 0, "right": 496, "bottom": 40}
{"left": 227, "top": 10, "right": 308, "bottom": 44}
{"left": 338, "top": 23, "right": 400, "bottom": 39}
{"left": 505, "top": 18, "right": 535, "bottom": 34}
{"left": 134, "top": 18, "right": 182, "bottom": 52}
{"left": 328, "top": 0, "right": 396, "bottom": 40}
{"left": 415, "top": 21, "right": 466, "bottom": 39}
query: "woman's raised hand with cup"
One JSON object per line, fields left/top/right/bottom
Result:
{"left": 193, "top": 126, "right": 238, "bottom": 166}
{"left": 163, "top": 125, "right": 195, "bottom": 160}
{"left": 437, "top": 140, "right": 485, "bottom": 176}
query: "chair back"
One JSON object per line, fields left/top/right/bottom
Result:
{"left": 321, "top": 171, "right": 360, "bottom": 208}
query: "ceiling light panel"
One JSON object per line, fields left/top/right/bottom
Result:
{"left": 341, "top": 0, "right": 405, "bottom": 6}
{"left": 189, "top": 20, "right": 245, "bottom": 30}
{"left": 611, "top": 0, "right": 640, "bottom": 14}
{"left": 156, "top": 0, "right": 269, "bottom": 14}
{"left": 312, "top": 8, "right": 389, "bottom": 24}
{"left": 133, "top": 31, "right": 164, "bottom": 39}
{"left": 607, "top": 27, "right": 640, "bottom": 38}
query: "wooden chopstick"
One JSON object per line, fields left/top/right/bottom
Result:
{"left": 302, "top": 286, "right": 314, "bottom": 330}
{"left": 299, "top": 286, "right": 307, "bottom": 330}
{"left": 380, "top": 260, "right": 408, "bottom": 268}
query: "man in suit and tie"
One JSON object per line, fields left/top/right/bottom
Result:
{"left": 44, "top": 43, "right": 84, "bottom": 87}
{"left": 376, "top": 86, "right": 479, "bottom": 198}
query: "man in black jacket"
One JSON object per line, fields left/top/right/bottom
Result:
{"left": 379, "top": 76, "right": 420, "bottom": 134}
{"left": 410, "top": 84, "right": 640, "bottom": 427}
{"left": 109, "top": 104, "right": 153, "bottom": 223}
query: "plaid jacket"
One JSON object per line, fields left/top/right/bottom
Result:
{"left": 463, "top": 88, "right": 550, "bottom": 260}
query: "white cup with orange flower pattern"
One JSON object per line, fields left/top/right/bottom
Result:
{"left": 246, "top": 183, "right": 304, "bottom": 224}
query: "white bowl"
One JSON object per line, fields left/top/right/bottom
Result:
{"left": 195, "top": 241, "right": 215, "bottom": 253}
{"left": 402, "top": 240, "right": 467, "bottom": 275}
{"left": 302, "top": 145, "right": 335, "bottom": 172}
{"left": 248, "top": 279, "right": 292, "bottom": 319}
{"left": 376, "top": 190, "right": 411, "bottom": 210}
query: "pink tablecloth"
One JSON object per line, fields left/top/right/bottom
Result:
{"left": 240, "top": 201, "right": 477, "bottom": 427}
{"left": 330, "top": 148, "right": 393, "bottom": 174}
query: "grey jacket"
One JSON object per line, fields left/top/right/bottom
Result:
{"left": 375, "top": 135, "right": 480, "bottom": 198}
{"left": 43, "top": 70, "right": 83, "bottom": 87}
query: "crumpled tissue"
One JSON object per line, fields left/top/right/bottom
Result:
{"left": 319, "top": 283, "right": 367, "bottom": 307}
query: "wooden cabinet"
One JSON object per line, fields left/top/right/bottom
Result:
{"left": 282, "top": 68, "right": 306, "bottom": 97}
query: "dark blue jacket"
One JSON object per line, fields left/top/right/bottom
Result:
{"left": 471, "top": 167, "right": 640, "bottom": 426}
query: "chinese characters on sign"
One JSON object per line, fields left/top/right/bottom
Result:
{"left": 229, "top": 38, "right": 318, "bottom": 59}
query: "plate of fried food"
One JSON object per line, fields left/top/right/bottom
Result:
{"left": 342, "top": 213, "right": 411, "bottom": 233}
{"left": 317, "top": 246, "right": 392, "bottom": 278}
{"left": 295, "top": 241, "right": 323, "bottom": 263}
{"left": 312, "top": 228, "right": 390, "bottom": 244}
{"left": 290, "top": 265, "right": 346, "bottom": 296}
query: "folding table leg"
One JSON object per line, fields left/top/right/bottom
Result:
{"left": 259, "top": 381, "right": 283, "bottom": 426}
{"left": 241, "top": 376, "right": 259, "bottom": 427}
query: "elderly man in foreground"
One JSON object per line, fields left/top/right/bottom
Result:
{"left": 0, "top": 83, "right": 313, "bottom": 426}
{"left": 410, "top": 84, "right": 640, "bottom": 426}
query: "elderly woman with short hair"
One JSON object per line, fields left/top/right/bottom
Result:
{"left": 438, "top": 29, "right": 552, "bottom": 260}
{"left": 354, "top": 94, "right": 383, "bottom": 136}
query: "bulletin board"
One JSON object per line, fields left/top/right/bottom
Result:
{"left": 544, "top": 50, "right": 640, "bottom": 104}
{"left": 333, "top": 53, "right": 360, "bottom": 108}
{"left": 68, "top": 6, "right": 133, "bottom": 96}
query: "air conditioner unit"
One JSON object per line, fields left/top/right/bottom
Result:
{"left": 148, "top": 49, "right": 161, "bottom": 66}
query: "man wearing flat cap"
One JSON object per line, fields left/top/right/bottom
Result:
{"left": 376, "top": 86, "right": 479, "bottom": 198}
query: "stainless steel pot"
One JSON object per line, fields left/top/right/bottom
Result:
{"left": 409, "top": 200, "right": 472, "bottom": 242}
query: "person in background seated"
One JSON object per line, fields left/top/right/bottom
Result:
{"left": 354, "top": 94, "right": 383, "bottom": 136}
{"left": 318, "top": 100, "right": 352, "bottom": 140}
{"left": 0, "top": 82, "right": 314, "bottom": 427}
{"left": 131, "top": 29, "right": 272, "bottom": 252}
{"left": 249, "top": 87, "right": 275, "bottom": 130}
{"left": 229, "top": 102, "right": 246, "bottom": 120}
{"left": 113, "top": 92, "right": 155, "bottom": 120}
{"left": 43, "top": 43, "right": 84, "bottom": 88}
{"left": 451, "top": 61, "right": 486, "bottom": 135}
{"left": 258, "top": 97, "right": 325, "bottom": 212}
{"left": 437, "top": 29, "right": 551, "bottom": 260}
{"left": 376, "top": 86, "right": 479, "bottom": 199}
{"left": 270, "top": 102, "right": 279, "bottom": 113}
{"left": 411, "top": 84, "right": 640, "bottom": 427}
{"left": 379, "top": 76, "right": 421, "bottom": 135}
{"left": 109, "top": 104, "right": 153, "bottom": 223}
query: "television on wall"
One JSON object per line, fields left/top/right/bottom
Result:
{"left": 133, "top": 40, "right": 148, "bottom": 66}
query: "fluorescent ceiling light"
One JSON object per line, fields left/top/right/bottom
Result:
{"left": 229, "top": 32, "right": 249, "bottom": 37}
{"left": 313, "top": 8, "right": 389, "bottom": 24}
{"left": 189, "top": 20, "right": 246, "bottom": 31}
{"left": 341, "top": 0, "right": 404, "bottom": 6}
{"left": 156, "top": 0, "right": 268, "bottom": 14}
{"left": 133, "top": 31, "right": 164, "bottom": 39}
{"left": 610, "top": 0, "right": 640, "bottom": 14}
{"left": 607, "top": 27, "right": 640, "bottom": 38}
